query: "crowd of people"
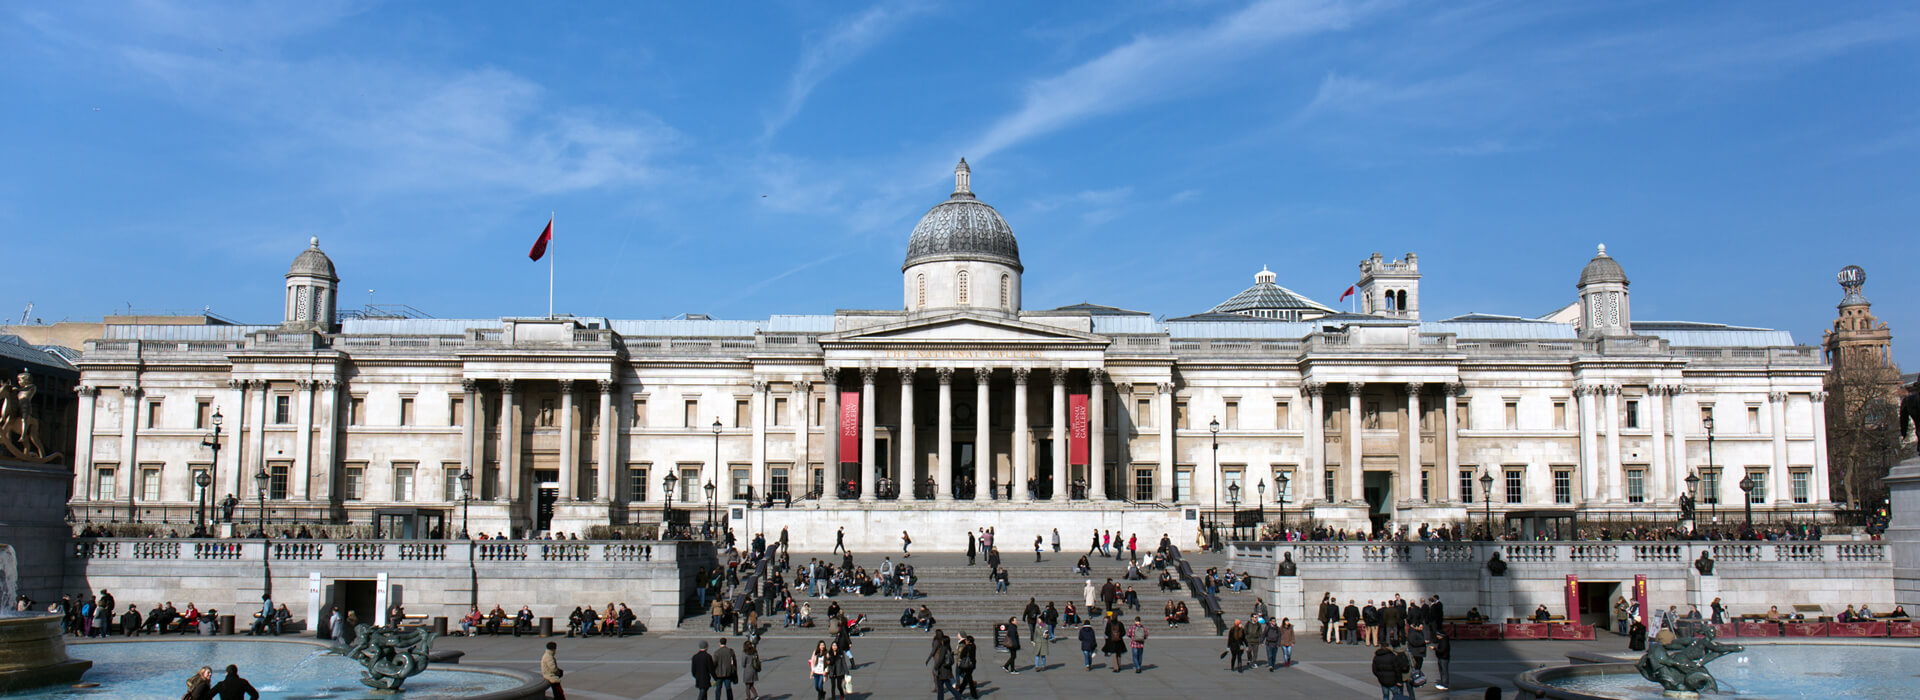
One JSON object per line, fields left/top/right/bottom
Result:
{"left": 22, "top": 588, "right": 299, "bottom": 639}
{"left": 1264, "top": 520, "right": 1837, "bottom": 543}
{"left": 1318, "top": 593, "right": 1455, "bottom": 692}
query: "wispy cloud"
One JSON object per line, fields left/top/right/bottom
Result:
{"left": 1289, "top": 72, "right": 1486, "bottom": 126}
{"left": 962, "top": 0, "right": 1374, "bottom": 160}
{"left": 762, "top": 3, "right": 932, "bottom": 142}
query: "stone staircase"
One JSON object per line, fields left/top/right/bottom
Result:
{"left": 675, "top": 549, "right": 1262, "bottom": 639}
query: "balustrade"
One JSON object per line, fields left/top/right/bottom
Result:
{"left": 337, "top": 542, "right": 386, "bottom": 561}
{"left": 1632, "top": 544, "right": 1683, "bottom": 562}
{"left": 1568, "top": 545, "right": 1618, "bottom": 562}
{"left": 273, "top": 542, "right": 324, "bottom": 560}
{"left": 132, "top": 541, "right": 178, "bottom": 560}
{"left": 541, "top": 543, "right": 589, "bottom": 562}
{"left": 1504, "top": 544, "right": 1558, "bottom": 562}
{"left": 67, "top": 538, "right": 684, "bottom": 567}
{"left": 194, "top": 542, "right": 242, "bottom": 560}
{"left": 398, "top": 543, "right": 445, "bottom": 561}
{"left": 477, "top": 543, "right": 527, "bottom": 561}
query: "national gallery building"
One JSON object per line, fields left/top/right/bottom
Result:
{"left": 66, "top": 162, "right": 1832, "bottom": 549}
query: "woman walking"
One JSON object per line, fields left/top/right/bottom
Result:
{"left": 826, "top": 641, "right": 851, "bottom": 699}
{"left": 953, "top": 634, "right": 980, "bottom": 699}
{"left": 1278, "top": 618, "right": 1296, "bottom": 669}
{"left": 927, "top": 630, "right": 954, "bottom": 699}
{"left": 1225, "top": 619, "right": 1247, "bottom": 672}
{"left": 184, "top": 666, "right": 213, "bottom": 700}
{"left": 1103, "top": 613, "right": 1127, "bottom": 672}
{"left": 808, "top": 641, "right": 830, "bottom": 700}
{"left": 999, "top": 617, "right": 1022, "bottom": 674}
{"left": 740, "top": 639, "right": 762, "bottom": 700}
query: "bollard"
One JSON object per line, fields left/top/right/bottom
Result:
{"left": 432, "top": 617, "right": 448, "bottom": 636}
{"left": 218, "top": 615, "right": 235, "bottom": 636}
{"left": 539, "top": 617, "right": 554, "bottom": 637}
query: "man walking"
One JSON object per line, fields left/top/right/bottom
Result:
{"left": 690, "top": 641, "right": 715, "bottom": 700}
{"left": 1432, "top": 629, "right": 1452, "bottom": 690}
{"left": 1051, "top": 528, "right": 1061, "bottom": 553}
{"left": 712, "top": 638, "right": 739, "bottom": 700}
{"left": 1127, "top": 616, "right": 1149, "bottom": 673}
{"left": 1078, "top": 620, "right": 1097, "bottom": 670}
{"left": 834, "top": 527, "right": 847, "bottom": 555}
{"left": 1407, "top": 622, "right": 1428, "bottom": 687}
{"left": 1262, "top": 618, "right": 1282, "bottom": 670}
{"left": 541, "top": 642, "right": 566, "bottom": 700}
{"left": 967, "top": 532, "right": 977, "bottom": 566}
{"left": 902, "top": 531, "right": 913, "bottom": 558}
{"left": 1371, "top": 642, "right": 1409, "bottom": 700}
{"left": 927, "top": 629, "right": 956, "bottom": 700}
{"left": 1320, "top": 593, "right": 1337, "bottom": 643}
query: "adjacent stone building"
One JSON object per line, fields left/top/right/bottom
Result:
{"left": 64, "top": 163, "right": 1832, "bottom": 549}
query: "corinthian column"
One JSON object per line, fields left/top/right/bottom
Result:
{"left": 821, "top": 368, "right": 839, "bottom": 503}
{"left": 972, "top": 369, "right": 989, "bottom": 502}
{"left": 859, "top": 367, "right": 877, "bottom": 502}
{"left": 1013, "top": 367, "right": 1030, "bottom": 500}
{"left": 898, "top": 369, "right": 917, "bottom": 500}
{"left": 1089, "top": 368, "right": 1107, "bottom": 501}
{"left": 1346, "top": 382, "right": 1363, "bottom": 503}
{"left": 1051, "top": 369, "right": 1069, "bottom": 503}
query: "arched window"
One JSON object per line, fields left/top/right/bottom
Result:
{"left": 957, "top": 270, "right": 970, "bottom": 305}
{"left": 1384, "top": 291, "right": 1397, "bottom": 311}
{"left": 917, "top": 274, "right": 926, "bottom": 309}
{"left": 1396, "top": 290, "right": 1408, "bottom": 311}
{"left": 1000, "top": 274, "right": 1010, "bottom": 308}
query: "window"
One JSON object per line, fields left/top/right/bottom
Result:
{"left": 916, "top": 274, "right": 926, "bottom": 308}
{"left": 1504, "top": 468, "right": 1524, "bottom": 504}
{"left": 1223, "top": 467, "right": 1244, "bottom": 504}
{"left": 586, "top": 465, "right": 598, "bottom": 500}
{"left": 268, "top": 462, "right": 289, "bottom": 500}
{"left": 1625, "top": 399, "right": 1640, "bottom": 429}
{"left": 393, "top": 464, "right": 415, "bottom": 502}
{"left": 1456, "top": 399, "right": 1469, "bottom": 429}
{"left": 1701, "top": 469, "right": 1721, "bottom": 505}
{"left": 1461, "top": 469, "right": 1476, "bottom": 504}
{"left": 1133, "top": 466, "right": 1155, "bottom": 501}
{"left": 1275, "top": 401, "right": 1290, "bottom": 430}
{"left": 449, "top": 396, "right": 463, "bottom": 426}
{"left": 1554, "top": 469, "right": 1573, "bottom": 505}
{"left": 678, "top": 465, "right": 700, "bottom": 503}
{"left": 1325, "top": 470, "right": 1336, "bottom": 503}
{"left": 1175, "top": 400, "right": 1189, "bottom": 429}
{"left": 140, "top": 465, "right": 162, "bottom": 502}
{"left": 400, "top": 397, "right": 415, "bottom": 427}
{"left": 1136, "top": 398, "right": 1153, "bottom": 429}
{"left": 190, "top": 465, "right": 211, "bottom": 500}
{"left": 1420, "top": 469, "right": 1431, "bottom": 501}
{"left": 1626, "top": 469, "right": 1645, "bottom": 503}
{"left": 732, "top": 466, "right": 750, "bottom": 499}
{"left": 275, "top": 395, "right": 292, "bottom": 425}
{"left": 773, "top": 397, "right": 788, "bottom": 426}
{"left": 345, "top": 465, "right": 365, "bottom": 501}
{"left": 443, "top": 465, "right": 463, "bottom": 501}
{"left": 770, "top": 464, "right": 791, "bottom": 500}
{"left": 628, "top": 464, "right": 650, "bottom": 502}
{"left": 1504, "top": 401, "right": 1518, "bottom": 430}
{"left": 1791, "top": 469, "right": 1810, "bottom": 504}
{"left": 146, "top": 400, "right": 162, "bottom": 429}
{"left": 196, "top": 400, "right": 213, "bottom": 429}
{"left": 735, "top": 399, "right": 750, "bottom": 428}
{"left": 95, "top": 466, "right": 117, "bottom": 500}
{"left": 1274, "top": 467, "right": 1295, "bottom": 503}
{"left": 1747, "top": 405, "right": 1761, "bottom": 432}
{"left": 1746, "top": 469, "right": 1767, "bottom": 503}
{"left": 1553, "top": 401, "right": 1568, "bottom": 430}
{"left": 814, "top": 397, "right": 825, "bottom": 427}
{"left": 956, "top": 270, "right": 970, "bottom": 305}
{"left": 810, "top": 463, "right": 824, "bottom": 496}
{"left": 1700, "top": 406, "right": 1713, "bottom": 431}
{"left": 683, "top": 399, "right": 699, "bottom": 428}
{"left": 999, "top": 274, "right": 1010, "bottom": 308}
{"left": 349, "top": 396, "right": 365, "bottom": 425}
{"left": 1224, "top": 400, "right": 1239, "bottom": 430}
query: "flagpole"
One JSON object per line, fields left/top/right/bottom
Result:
{"left": 548, "top": 212, "right": 555, "bottom": 318}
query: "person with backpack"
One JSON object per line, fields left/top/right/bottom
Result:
{"left": 926, "top": 630, "right": 955, "bottom": 700}
{"left": 1372, "top": 642, "right": 1410, "bottom": 700}
{"left": 1127, "top": 617, "right": 1150, "bottom": 673}
{"left": 953, "top": 634, "right": 980, "bottom": 699}
{"left": 1407, "top": 622, "right": 1429, "bottom": 688}
{"left": 1262, "top": 618, "right": 1283, "bottom": 669}
{"left": 740, "top": 640, "right": 762, "bottom": 700}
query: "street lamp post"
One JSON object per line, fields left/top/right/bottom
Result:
{"left": 712, "top": 419, "right": 723, "bottom": 540}
{"left": 460, "top": 469, "right": 476, "bottom": 610}
{"left": 1276, "top": 473, "right": 1290, "bottom": 539}
{"left": 1685, "top": 470, "right": 1700, "bottom": 530}
{"left": 255, "top": 466, "right": 273, "bottom": 625}
{"left": 662, "top": 472, "right": 679, "bottom": 538}
{"left": 1209, "top": 418, "right": 1221, "bottom": 549}
{"left": 1738, "top": 474, "right": 1756, "bottom": 532}
{"left": 1704, "top": 417, "right": 1717, "bottom": 523}
{"left": 1257, "top": 479, "right": 1267, "bottom": 532}
{"left": 1227, "top": 482, "right": 1241, "bottom": 541}
{"left": 197, "top": 409, "right": 223, "bottom": 537}
{"left": 1479, "top": 470, "right": 1495, "bottom": 541}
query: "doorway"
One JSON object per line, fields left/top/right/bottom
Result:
{"left": 1577, "top": 581, "right": 1620, "bottom": 628}
{"left": 955, "top": 441, "right": 975, "bottom": 499}
{"left": 334, "top": 579, "right": 378, "bottom": 634}
{"left": 535, "top": 469, "right": 559, "bottom": 532}
{"left": 1364, "top": 471, "right": 1392, "bottom": 535}
{"left": 1034, "top": 439, "right": 1054, "bottom": 499}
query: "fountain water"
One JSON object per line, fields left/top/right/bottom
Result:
{"left": 0, "top": 543, "right": 93, "bottom": 692}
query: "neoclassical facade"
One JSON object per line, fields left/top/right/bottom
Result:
{"left": 66, "top": 163, "right": 1832, "bottom": 545}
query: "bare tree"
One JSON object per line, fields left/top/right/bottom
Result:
{"left": 1824, "top": 354, "right": 1903, "bottom": 509}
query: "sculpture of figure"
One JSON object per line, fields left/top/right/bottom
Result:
{"left": 1902, "top": 385, "right": 1919, "bottom": 456}
{"left": 1487, "top": 552, "right": 1507, "bottom": 577}
{"left": 0, "top": 372, "right": 59, "bottom": 463}
{"left": 1634, "top": 625, "right": 1743, "bottom": 694}
{"left": 220, "top": 495, "right": 239, "bottom": 523}
{"left": 333, "top": 623, "right": 437, "bottom": 690}
{"left": 1678, "top": 492, "right": 1695, "bottom": 522}
{"left": 1693, "top": 551, "right": 1715, "bottom": 576}
{"left": 1277, "top": 552, "right": 1296, "bottom": 577}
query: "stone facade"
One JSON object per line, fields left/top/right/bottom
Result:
{"left": 63, "top": 163, "right": 1831, "bottom": 550}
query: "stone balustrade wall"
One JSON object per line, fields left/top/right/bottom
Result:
{"left": 65, "top": 538, "right": 711, "bottom": 633}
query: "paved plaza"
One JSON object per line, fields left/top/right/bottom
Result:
{"left": 438, "top": 630, "right": 1609, "bottom": 699}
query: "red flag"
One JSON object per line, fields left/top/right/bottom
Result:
{"left": 1338, "top": 285, "right": 1355, "bottom": 302}
{"left": 839, "top": 391, "right": 861, "bottom": 461}
{"left": 528, "top": 218, "right": 553, "bottom": 260}
{"left": 1069, "top": 394, "right": 1090, "bottom": 466}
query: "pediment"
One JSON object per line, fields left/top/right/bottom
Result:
{"left": 819, "top": 312, "right": 1108, "bottom": 346}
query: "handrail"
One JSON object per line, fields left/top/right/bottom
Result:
{"left": 1164, "top": 544, "right": 1226, "bottom": 636}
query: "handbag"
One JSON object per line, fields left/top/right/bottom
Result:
{"left": 842, "top": 673, "right": 854, "bottom": 693}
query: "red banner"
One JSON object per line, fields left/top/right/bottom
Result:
{"left": 1565, "top": 575, "right": 1580, "bottom": 623}
{"left": 1068, "top": 393, "right": 1090, "bottom": 466}
{"left": 1830, "top": 620, "right": 1888, "bottom": 638}
{"left": 1504, "top": 623, "right": 1551, "bottom": 639}
{"left": 1549, "top": 623, "right": 1595, "bottom": 640}
{"left": 839, "top": 391, "right": 860, "bottom": 461}
{"left": 1783, "top": 621, "right": 1829, "bottom": 637}
{"left": 1736, "top": 621, "right": 1781, "bottom": 637}
{"left": 1888, "top": 620, "right": 1920, "bottom": 638}
{"left": 1633, "top": 575, "right": 1648, "bottom": 626}
{"left": 1709, "top": 623, "right": 1738, "bottom": 638}
{"left": 1447, "top": 623, "right": 1503, "bottom": 640}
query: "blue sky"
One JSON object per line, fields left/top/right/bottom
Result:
{"left": 3, "top": 1, "right": 1916, "bottom": 365}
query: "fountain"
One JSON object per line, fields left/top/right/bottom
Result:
{"left": 332, "top": 623, "right": 437, "bottom": 691}
{"left": 0, "top": 544, "right": 92, "bottom": 692}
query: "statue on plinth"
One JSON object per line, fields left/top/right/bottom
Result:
{"left": 1678, "top": 492, "right": 1695, "bottom": 523}
{"left": 334, "top": 623, "right": 437, "bottom": 690}
{"left": 1634, "top": 625, "right": 1742, "bottom": 695}
{"left": 1693, "top": 550, "right": 1714, "bottom": 576}
{"left": 1277, "top": 552, "right": 1296, "bottom": 577}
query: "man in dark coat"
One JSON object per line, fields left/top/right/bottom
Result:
{"left": 1373, "top": 643, "right": 1410, "bottom": 696}
{"left": 927, "top": 630, "right": 955, "bottom": 699}
{"left": 690, "top": 641, "right": 715, "bottom": 700}
{"left": 1432, "top": 630, "right": 1452, "bottom": 690}
{"left": 211, "top": 664, "right": 260, "bottom": 700}
{"left": 1428, "top": 596, "right": 1446, "bottom": 630}
{"left": 1343, "top": 601, "right": 1361, "bottom": 645}
{"left": 967, "top": 533, "right": 977, "bottom": 566}
{"left": 711, "top": 638, "right": 738, "bottom": 700}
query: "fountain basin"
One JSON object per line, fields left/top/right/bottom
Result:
{"left": 0, "top": 639, "right": 544, "bottom": 699}
{"left": 0, "top": 615, "right": 90, "bottom": 692}
{"left": 1518, "top": 642, "right": 1920, "bottom": 699}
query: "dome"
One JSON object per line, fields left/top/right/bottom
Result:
{"left": 288, "top": 237, "right": 338, "bottom": 281}
{"left": 1578, "top": 244, "right": 1627, "bottom": 287}
{"left": 1211, "top": 266, "right": 1333, "bottom": 317}
{"left": 903, "top": 159, "right": 1022, "bottom": 271}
